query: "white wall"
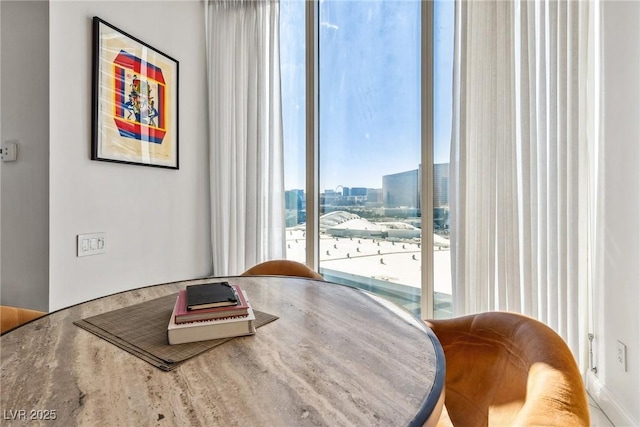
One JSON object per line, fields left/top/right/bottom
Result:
{"left": 588, "top": 1, "right": 640, "bottom": 425}
{"left": 0, "top": 1, "right": 50, "bottom": 312}
{"left": 48, "top": 1, "right": 211, "bottom": 310}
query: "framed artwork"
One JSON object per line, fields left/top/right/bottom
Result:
{"left": 92, "top": 17, "right": 179, "bottom": 169}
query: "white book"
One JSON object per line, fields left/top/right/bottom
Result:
{"left": 167, "top": 291, "right": 256, "bottom": 345}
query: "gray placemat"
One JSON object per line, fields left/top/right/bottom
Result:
{"left": 74, "top": 293, "right": 278, "bottom": 371}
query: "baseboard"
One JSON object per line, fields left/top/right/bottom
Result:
{"left": 587, "top": 371, "right": 639, "bottom": 426}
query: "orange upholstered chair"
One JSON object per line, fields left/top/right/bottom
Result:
{"left": 241, "top": 260, "right": 324, "bottom": 280}
{"left": 0, "top": 305, "right": 46, "bottom": 334}
{"left": 426, "top": 312, "right": 590, "bottom": 427}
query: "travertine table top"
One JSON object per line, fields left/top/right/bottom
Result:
{"left": 0, "top": 276, "right": 444, "bottom": 426}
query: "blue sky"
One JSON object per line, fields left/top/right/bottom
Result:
{"left": 281, "top": 0, "right": 454, "bottom": 191}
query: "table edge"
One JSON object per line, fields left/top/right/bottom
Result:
{"left": 409, "top": 324, "right": 446, "bottom": 427}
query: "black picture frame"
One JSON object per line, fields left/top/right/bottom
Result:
{"left": 91, "top": 17, "right": 179, "bottom": 169}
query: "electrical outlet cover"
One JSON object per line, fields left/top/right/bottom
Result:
{"left": 616, "top": 340, "right": 627, "bottom": 372}
{"left": 1, "top": 142, "right": 18, "bottom": 162}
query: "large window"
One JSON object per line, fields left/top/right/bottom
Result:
{"left": 281, "top": 0, "right": 307, "bottom": 234}
{"left": 281, "top": 0, "right": 454, "bottom": 318}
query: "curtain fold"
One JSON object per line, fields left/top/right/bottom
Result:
{"left": 451, "top": 0, "right": 596, "bottom": 371}
{"left": 205, "top": 0, "right": 285, "bottom": 276}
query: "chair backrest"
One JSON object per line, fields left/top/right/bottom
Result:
{"left": 241, "top": 260, "right": 324, "bottom": 280}
{"left": 0, "top": 305, "right": 46, "bottom": 334}
{"left": 426, "top": 312, "right": 590, "bottom": 427}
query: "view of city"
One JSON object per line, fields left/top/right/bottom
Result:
{"left": 280, "top": 0, "right": 454, "bottom": 316}
{"left": 284, "top": 164, "right": 452, "bottom": 316}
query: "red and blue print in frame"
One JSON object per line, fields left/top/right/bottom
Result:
{"left": 92, "top": 17, "right": 179, "bottom": 169}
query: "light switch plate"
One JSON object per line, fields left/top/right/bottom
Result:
{"left": 77, "top": 233, "right": 106, "bottom": 257}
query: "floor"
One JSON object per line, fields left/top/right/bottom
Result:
{"left": 589, "top": 393, "right": 614, "bottom": 427}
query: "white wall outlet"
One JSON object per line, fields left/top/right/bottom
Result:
{"left": 77, "top": 233, "right": 106, "bottom": 257}
{"left": 616, "top": 340, "right": 627, "bottom": 372}
{"left": 1, "top": 141, "right": 18, "bottom": 162}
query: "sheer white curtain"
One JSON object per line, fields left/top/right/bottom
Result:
{"left": 205, "top": 0, "right": 285, "bottom": 276}
{"left": 450, "top": 0, "right": 596, "bottom": 370}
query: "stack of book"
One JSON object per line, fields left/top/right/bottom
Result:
{"left": 167, "top": 281, "right": 256, "bottom": 345}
